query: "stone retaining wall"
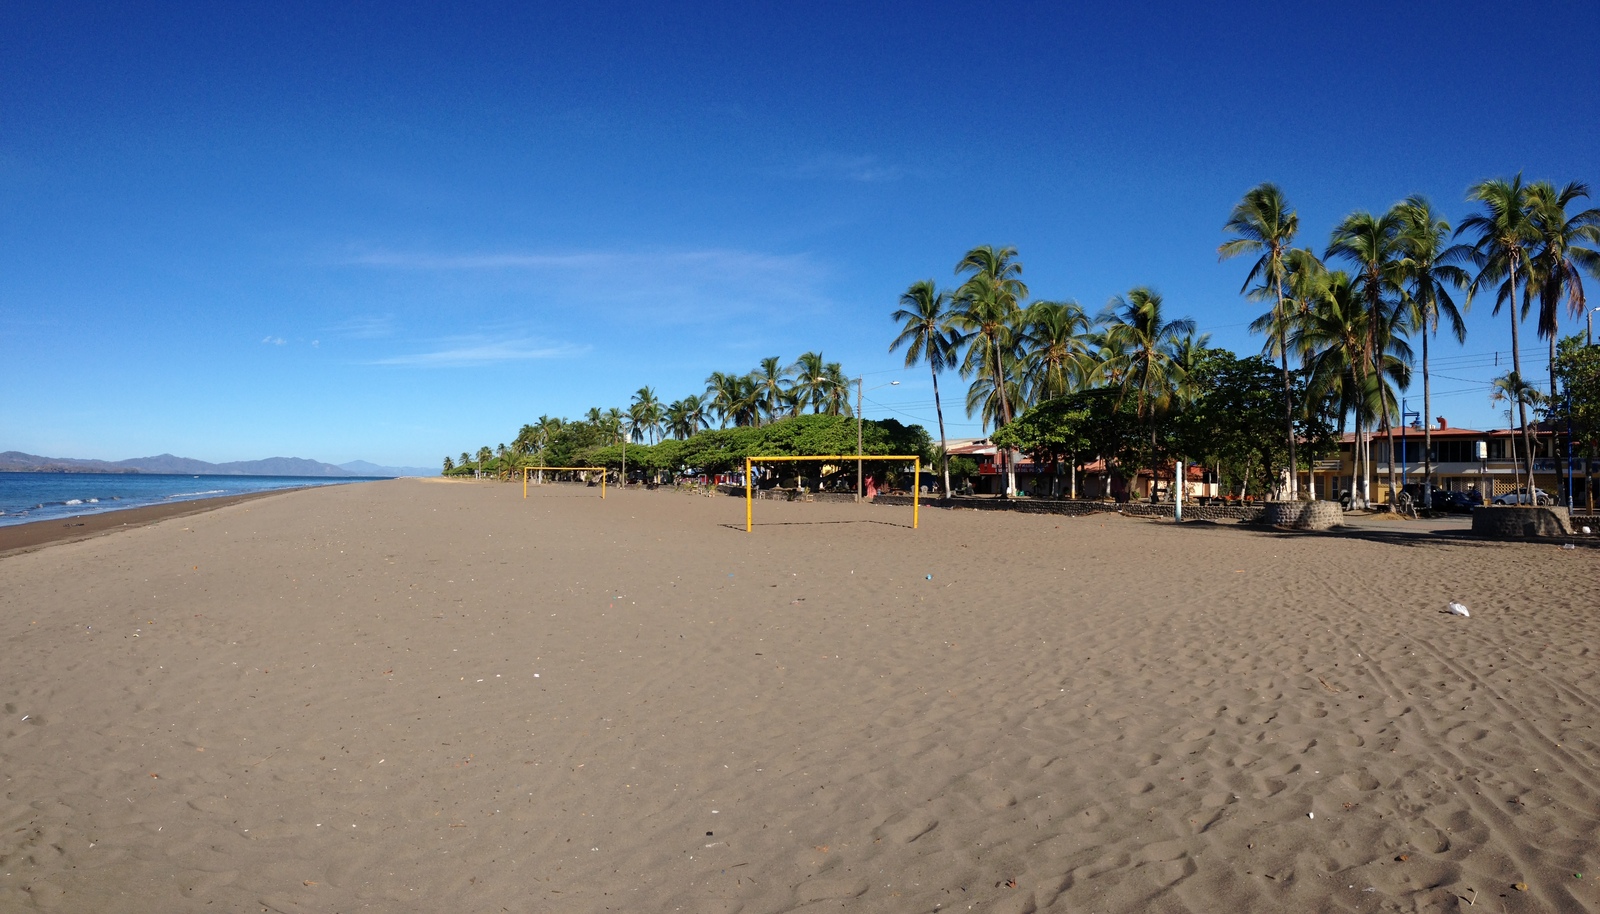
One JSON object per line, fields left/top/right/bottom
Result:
{"left": 1471, "top": 506, "right": 1574, "bottom": 539}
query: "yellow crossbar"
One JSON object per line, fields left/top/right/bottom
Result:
{"left": 523, "top": 466, "right": 606, "bottom": 499}
{"left": 743, "top": 455, "right": 920, "bottom": 531}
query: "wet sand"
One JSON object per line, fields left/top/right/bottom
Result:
{"left": 2, "top": 478, "right": 1596, "bottom": 912}
{"left": 0, "top": 490, "right": 295, "bottom": 559}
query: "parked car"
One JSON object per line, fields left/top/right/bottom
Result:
{"left": 1435, "top": 490, "right": 1480, "bottom": 513}
{"left": 1493, "top": 487, "right": 1550, "bottom": 506}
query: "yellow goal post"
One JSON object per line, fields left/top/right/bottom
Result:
{"left": 522, "top": 466, "right": 607, "bottom": 499}
{"left": 743, "top": 455, "right": 920, "bottom": 532}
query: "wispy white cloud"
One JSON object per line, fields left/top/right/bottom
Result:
{"left": 367, "top": 336, "right": 589, "bottom": 368}
{"left": 324, "top": 314, "right": 396, "bottom": 339}
{"left": 340, "top": 247, "right": 833, "bottom": 325}
{"left": 262, "top": 335, "right": 286, "bottom": 345}
{"left": 777, "top": 154, "right": 904, "bottom": 183}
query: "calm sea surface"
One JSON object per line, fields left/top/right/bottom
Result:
{"left": 0, "top": 472, "right": 383, "bottom": 527}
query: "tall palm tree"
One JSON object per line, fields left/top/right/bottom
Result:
{"left": 1395, "top": 196, "right": 1470, "bottom": 507}
{"left": 1459, "top": 175, "right": 1540, "bottom": 488}
{"left": 951, "top": 246, "right": 1028, "bottom": 495}
{"left": 665, "top": 394, "right": 709, "bottom": 440}
{"left": 476, "top": 446, "right": 492, "bottom": 475}
{"left": 1293, "top": 269, "right": 1413, "bottom": 507}
{"left": 704, "top": 371, "right": 743, "bottom": 429}
{"left": 1328, "top": 209, "right": 1409, "bottom": 507}
{"left": 1491, "top": 372, "right": 1543, "bottom": 497}
{"left": 513, "top": 424, "right": 538, "bottom": 456}
{"left": 1016, "top": 299, "right": 1095, "bottom": 405}
{"left": 1527, "top": 180, "right": 1600, "bottom": 498}
{"left": 963, "top": 352, "right": 1026, "bottom": 433}
{"left": 629, "top": 386, "right": 663, "bottom": 444}
{"left": 750, "top": 357, "right": 793, "bottom": 425}
{"left": 1099, "top": 288, "right": 1195, "bottom": 421}
{"left": 1098, "top": 288, "right": 1196, "bottom": 489}
{"left": 890, "top": 280, "right": 960, "bottom": 495}
{"left": 820, "top": 363, "right": 852, "bottom": 417}
{"left": 1220, "top": 183, "right": 1301, "bottom": 498}
{"left": 789, "top": 351, "right": 830, "bottom": 416}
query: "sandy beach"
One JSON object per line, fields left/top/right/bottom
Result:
{"left": 1, "top": 478, "right": 1596, "bottom": 913}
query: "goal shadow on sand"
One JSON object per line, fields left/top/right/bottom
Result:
{"left": 718, "top": 519, "right": 915, "bottom": 532}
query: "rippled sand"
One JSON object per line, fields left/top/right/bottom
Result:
{"left": 2, "top": 478, "right": 1596, "bottom": 912}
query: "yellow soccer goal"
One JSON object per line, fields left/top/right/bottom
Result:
{"left": 743, "top": 455, "right": 920, "bottom": 532}
{"left": 522, "top": 466, "right": 607, "bottom": 499}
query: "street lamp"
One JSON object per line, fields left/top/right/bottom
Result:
{"left": 854, "top": 379, "right": 900, "bottom": 501}
{"left": 1589, "top": 305, "right": 1600, "bottom": 346}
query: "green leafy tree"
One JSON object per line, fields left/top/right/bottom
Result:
{"left": 1554, "top": 335, "right": 1600, "bottom": 510}
{"left": 442, "top": 455, "right": 454, "bottom": 474}
{"left": 1172, "top": 349, "right": 1335, "bottom": 499}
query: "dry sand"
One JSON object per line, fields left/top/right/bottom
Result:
{"left": 1, "top": 478, "right": 1596, "bottom": 913}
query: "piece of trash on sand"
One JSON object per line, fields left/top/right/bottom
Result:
{"left": 1562, "top": 543, "right": 1576, "bottom": 550}
{"left": 1446, "top": 602, "right": 1470, "bottom": 617}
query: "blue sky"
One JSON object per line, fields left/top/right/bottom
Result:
{"left": 3, "top": 2, "right": 1598, "bottom": 468}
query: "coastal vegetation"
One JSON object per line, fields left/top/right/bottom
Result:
{"left": 451, "top": 174, "right": 1599, "bottom": 505}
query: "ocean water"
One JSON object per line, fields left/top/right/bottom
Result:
{"left": 0, "top": 473, "right": 383, "bottom": 527}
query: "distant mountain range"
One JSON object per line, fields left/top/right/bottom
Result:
{"left": 0, "top": 451, "right": 438, "bottom": 478}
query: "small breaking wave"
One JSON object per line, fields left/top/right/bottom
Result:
{"left": 165, "top": 489, "right": 227, "bottom": 499}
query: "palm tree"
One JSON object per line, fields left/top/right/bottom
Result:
{"left": 1491, "top": 372, "right": 1543, "bottom": 497}
{"left": 1328, "top": 209, "right": 1409, "bottom": 507}
{"left": 789, "top": 351, "right": 829, "bottom": 416}
{"left": 629, "top": 387, "right": 664, "bottom": 444}
{"left": 1395, "top": 196, "right": 1471, "bottom": 507}
{"left": 1098, "top": 288, "right": 1196, "bottom": 490}
{"left": 963, "top": 352, "right": 1026, "bottom": 433}
{"left": 820, "top": 363, "right": 852, "bottom": 417}
{"left": 750, "top": 357, "right": 793, "bottom": 424}
{"left": 459, "top": 451, "right": 471, "bottom": 471}
{"left": 1099, "top": 288, "right": 1195, "bottom": 421}
{"left": 890, "top": 280, "right": 960, "bottom": 495}
{"left": 1459, "top": 175, "right": 1540, "bottom": 488}
{"left": 1527, "top": 181, "right": 1600, "bottom": 499}
{"left": 1220, "top": 183, "right": 1302, "bottom": 498}
{"left": 666, "top": 395, "right": 709, "bottom": 440}
{"left": 1293, "top": 269, "right": 1412, "bottom": 507}
{"left": 1016, "top": 299, "right": 1095, "bottom": 406}
{"left": 705, "top": 372, "right": 743, "bottom": 429}
{"left": 476, "top": 446, "right": 493, "bottom": 476}
{"left": 951, "top": 246, "right": 1028, "bottom": 496}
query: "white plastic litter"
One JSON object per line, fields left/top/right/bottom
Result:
{"left": 1584, "top": 526, "right": 1593, "bottom": 534}
{"left": 1446, "top": 601, "right": 1470, "bottom": 617}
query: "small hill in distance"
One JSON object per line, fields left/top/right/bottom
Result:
{"left": 0, "top": 451, "right": 438, "bottom": 477}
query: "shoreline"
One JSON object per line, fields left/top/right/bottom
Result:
{"left": 0, "top": 488, "right": 311, "bottom": 558}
